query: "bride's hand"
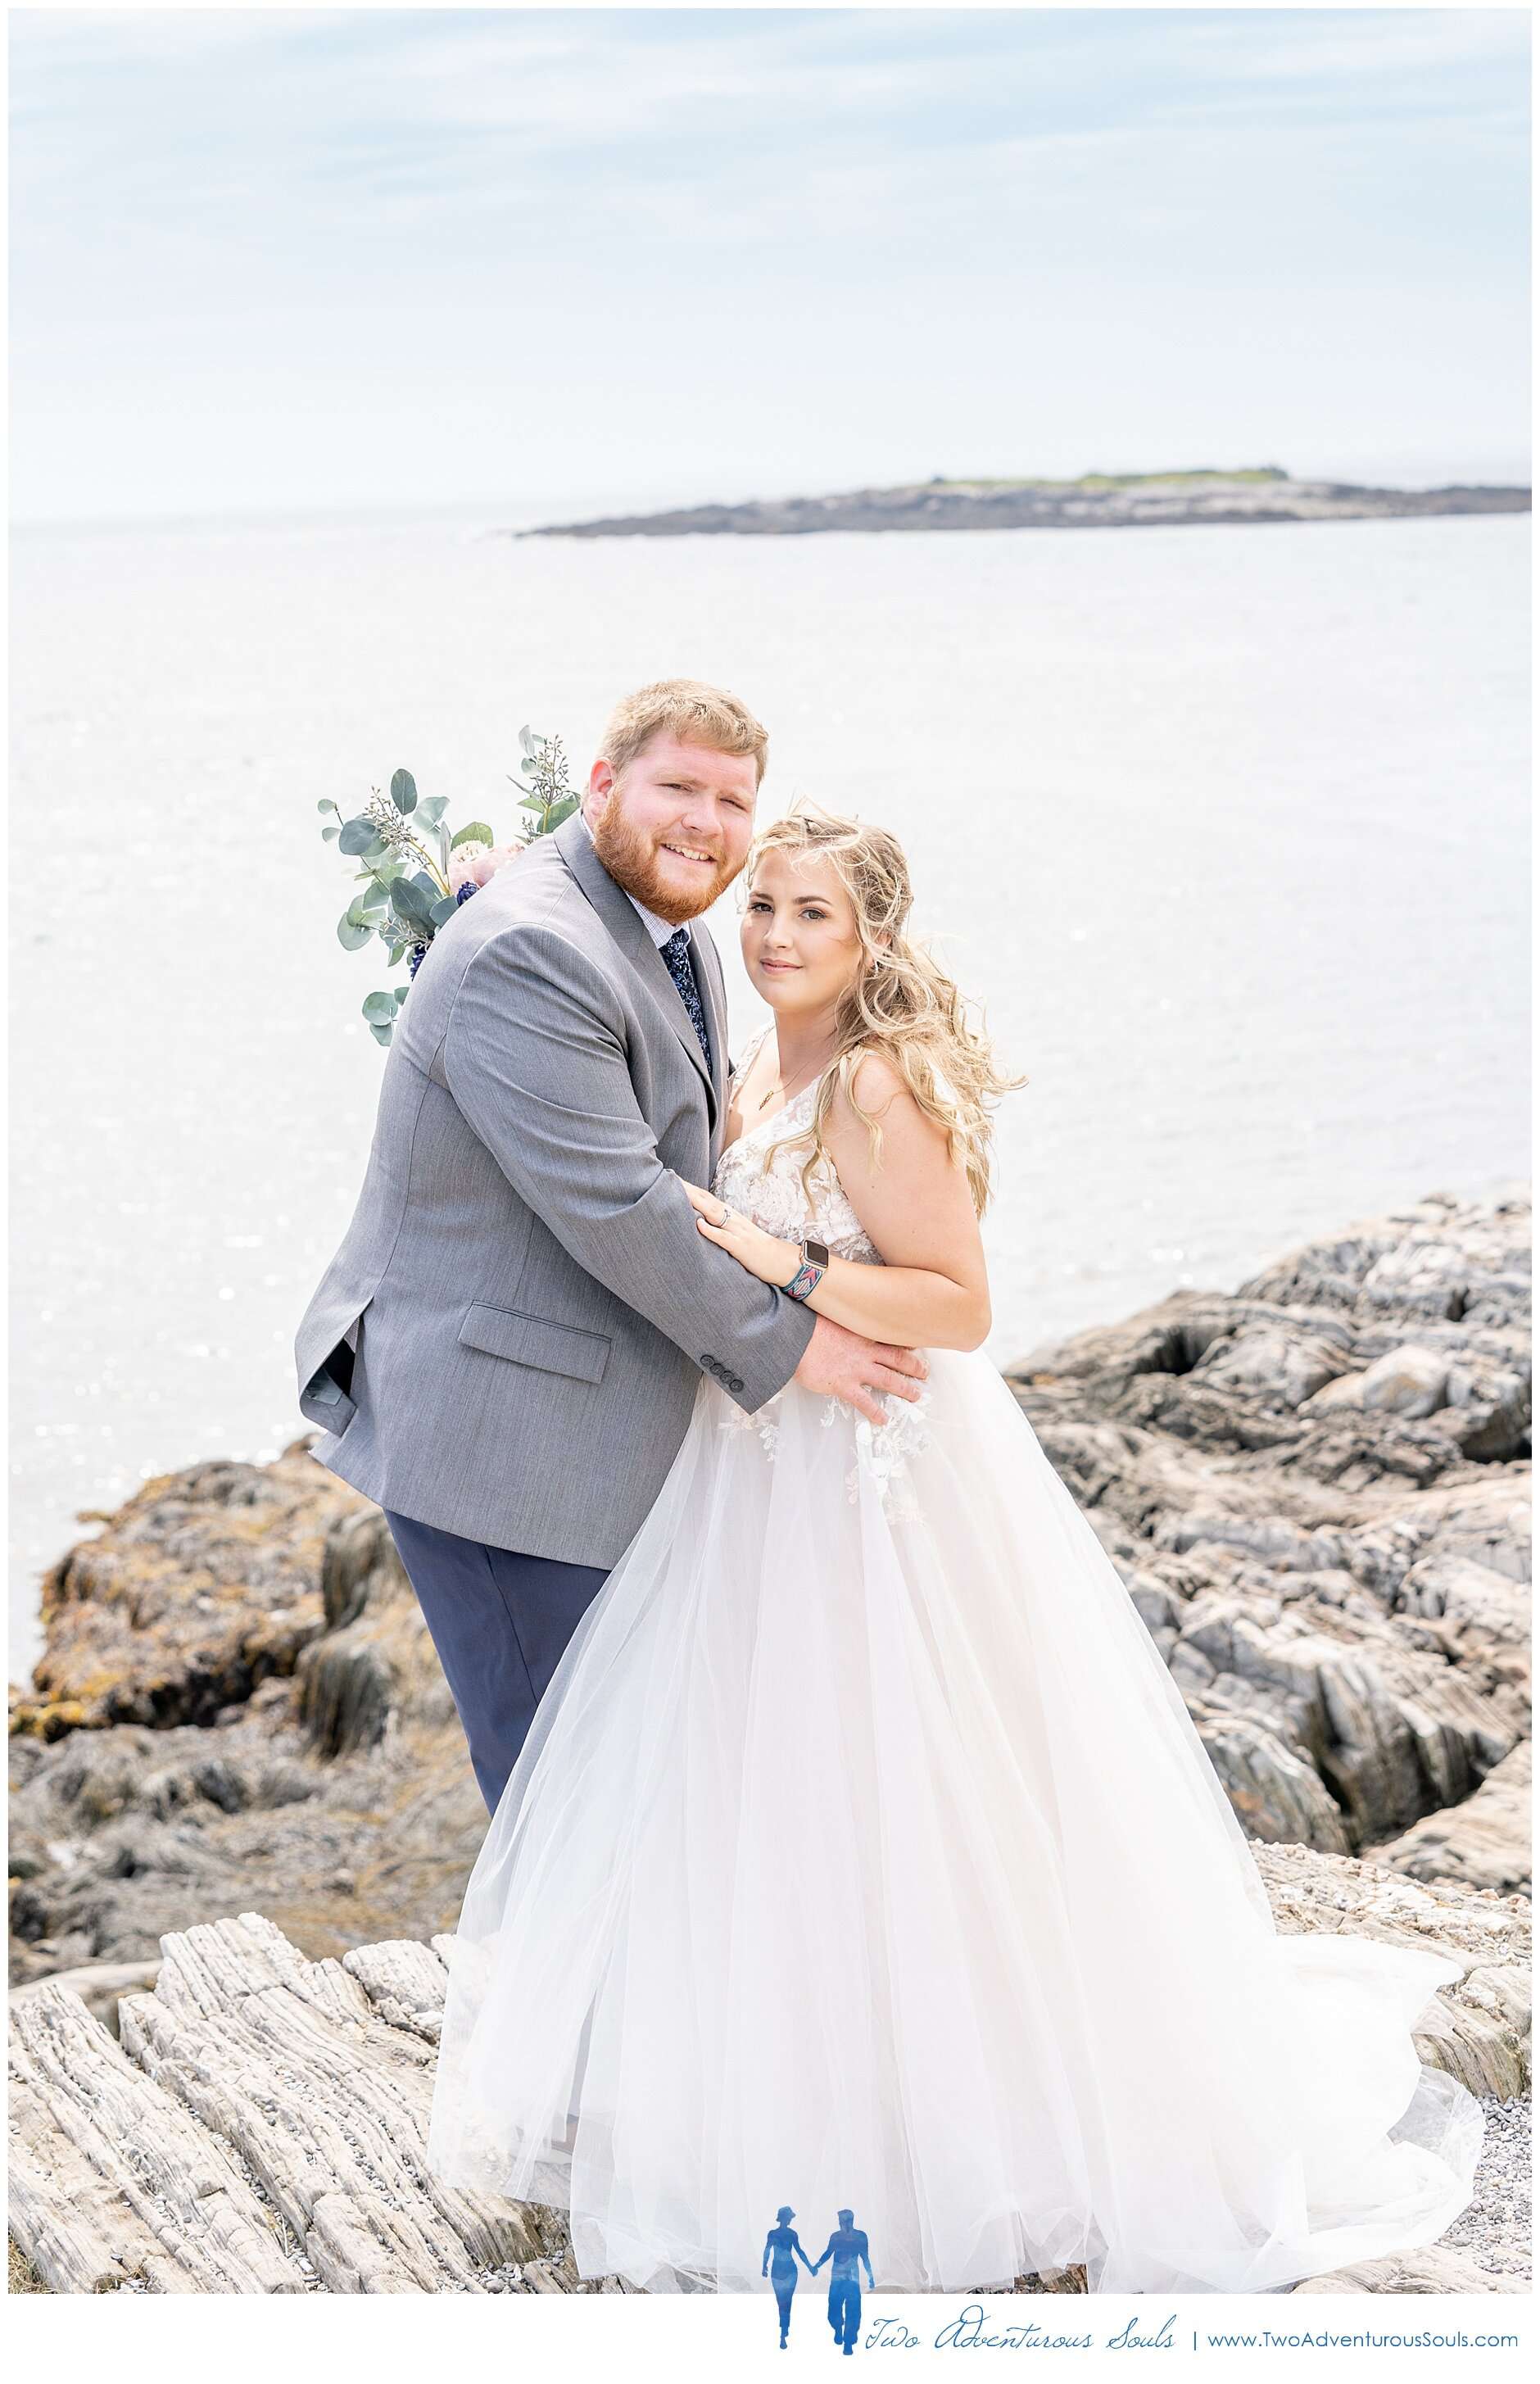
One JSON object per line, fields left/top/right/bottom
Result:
{"left": 680, "top": 1180, "right": 799, "bottom": 1289}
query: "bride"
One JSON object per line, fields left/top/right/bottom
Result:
{"left": 426, "top": 804, "right": 1483, "bottom": 2297}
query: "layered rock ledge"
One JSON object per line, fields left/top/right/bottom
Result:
{"left": 8, "top": 1875, "right": 1529, "bottom": 2296}
{"left": 1004, "top": 1187, "right": 1531, "bottom": 1887}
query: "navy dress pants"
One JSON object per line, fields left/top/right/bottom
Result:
{"left": 383, "top": 1507, "right": 609, "bottom": 1815}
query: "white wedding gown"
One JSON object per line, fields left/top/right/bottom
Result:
{"left": 427, "top": 1049, "right": 1483, "bottom": 2296}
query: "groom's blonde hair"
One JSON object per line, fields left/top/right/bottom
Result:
{"left": 600, "top": 678, "right": 769, "bottom": 788}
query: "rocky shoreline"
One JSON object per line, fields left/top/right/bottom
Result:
{"left": 8, "top": 1185, "right": 1532, "bottom": 2291}
{"left": 517, "top": 468, "right": 1532, "bottom": 540}
{"left": 8, "top": 1885, "right": 1529, "bottom": 2296}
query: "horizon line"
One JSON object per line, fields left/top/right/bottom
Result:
{"left": 14, "top": 457, "right": 1536, "bottom": 537}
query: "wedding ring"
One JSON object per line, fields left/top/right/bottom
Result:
{"left": 715, "top": 1206, "right": 732, "bottom": 1227}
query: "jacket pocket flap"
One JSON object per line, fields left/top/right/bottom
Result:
{"left": 457, "top": 1303, "right": 610, "bottom": 1385}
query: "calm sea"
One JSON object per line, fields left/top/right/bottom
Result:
{"left": 8, "top": 504, "right": 1529, "bottom": 1675}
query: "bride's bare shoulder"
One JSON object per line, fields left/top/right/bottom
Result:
{"left": 834, "top": 1045, "right": 903, "bottom": 1111}
{"left": 825, "top": 1045, "right": 978, "bottom": 1245}
{"left": 832, "top": 1046, "right": 937, "bottom": 1136}
{"left": 826, "top": 1052, "right": 959, "bottom": 1211}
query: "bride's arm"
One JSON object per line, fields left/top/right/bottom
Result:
{"left": 686, "top": 1054, "right": 991, "bottom": 1352}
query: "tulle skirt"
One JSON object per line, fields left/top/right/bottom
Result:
{"left": 427, "top": 1353, "right": 1483, "bottom": 2294}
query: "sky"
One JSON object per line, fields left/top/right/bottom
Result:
{"left": 8, "top": 3, "right": 1532, "bottom": 524}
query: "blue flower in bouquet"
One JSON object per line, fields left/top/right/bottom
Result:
{"left": 317, "top": 727, "right": 578, "bottom": 1046}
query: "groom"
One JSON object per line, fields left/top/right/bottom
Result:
{"left": 294, "top": 678, "right": 924, "bottom": 1813}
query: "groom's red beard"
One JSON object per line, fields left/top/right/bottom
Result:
{"left": 589, "top": 803, "right": 740, "bottom": 925}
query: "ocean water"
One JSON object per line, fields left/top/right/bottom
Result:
{"left": 8, "top": 505, "right": 1529, "bottom": 1675}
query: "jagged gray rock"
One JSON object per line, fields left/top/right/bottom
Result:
{"left": 1008, "top": 1189, "right": 1530, "bottom": 1879}
{"left": 10, "top": 1959, "right": 161, "bottom": 2035}
{"left": 1371, "top": 1743, "right": 1533, "bottom": 1898}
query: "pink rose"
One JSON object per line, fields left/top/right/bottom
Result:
{"left": 448, "top": 840, "right": 526, "bottom": 895}
{"left": 446, "top": 841, "right": 490, "bottom": 893}
{"left": 466, "top": 841, "right": 521, "bottom": 886}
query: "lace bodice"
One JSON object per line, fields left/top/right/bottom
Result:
{"left": 711, "top": 1033, "right": 882, "bottom": 1264}
{"left": 709, "top": 1034, "right": 930, "bottom": 1517}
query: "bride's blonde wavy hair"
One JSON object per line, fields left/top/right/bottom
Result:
{"left": 744, "top": 803, "right": 1026, "bottom": 1217}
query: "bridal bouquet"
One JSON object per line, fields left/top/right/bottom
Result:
{"left": 319, "top": 726, "right": 577, "bottom": 1045}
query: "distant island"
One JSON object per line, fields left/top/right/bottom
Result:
{"left": 517, "top": 466, "right": 1531, "bottom": 539}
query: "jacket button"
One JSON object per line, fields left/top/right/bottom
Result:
{"left": 728, "top": 1375, "right": 745, "bottom": 1394}
{"left": 700, "top": 1354, "right": 715, "bottom": 1369}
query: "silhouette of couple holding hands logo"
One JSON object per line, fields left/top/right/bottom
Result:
{"left": 763, "top": 2205, "right": 874, "bottom": 2351}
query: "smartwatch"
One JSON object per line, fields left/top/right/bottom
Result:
{"left": 782, "top": 1237, "right": 830, "bottom": 1303}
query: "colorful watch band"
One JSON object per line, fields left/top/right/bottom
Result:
{"left": 783, "top": 1238, "right": 830, "bottom": 1303}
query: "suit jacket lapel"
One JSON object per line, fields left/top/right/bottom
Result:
{"left": 554, "top": 814, "right": 718, "bottom": 1121}
{"left": 689, "top": 922, "right": 728, "bottom": 1113}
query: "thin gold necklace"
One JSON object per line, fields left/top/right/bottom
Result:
{"left": 755, "top": 1052, "right": 829, "bottom": 1111}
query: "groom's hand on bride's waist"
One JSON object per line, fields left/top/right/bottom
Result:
{"left": 793, "top": 1313, "right": 926, "bottom": 1428}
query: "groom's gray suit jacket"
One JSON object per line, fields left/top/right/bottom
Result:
{"left": 294, "top": 812, "right": 816, "bottom": 1563}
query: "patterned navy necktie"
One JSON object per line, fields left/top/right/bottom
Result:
{"left": 659, "top": 928, "right": 713, "bottom": 1072}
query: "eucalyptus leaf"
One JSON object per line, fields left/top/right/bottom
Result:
{"left": 429, "top": 895, "right": 460, "bottom": 928}
{"left": 338, "top": 815, "right": 378, "bottom": 856}
{"left": 391, "top": 768, "right": 418, "bottom": 814}
{"left": 544, "top": 796, "right": 578, "bottom": 828}
{"left": 387, "top": 942, "right": 408, "bottom": 967}
{"left": 519, "top": 792, "right": 547, "bottom": 813}
{"left": 415, "top": 795, "right": 450, "bottom": 827}
{"left": 393, "top": 984, "right": 411, "bottom": 1002}
{"left": 362, "top": 990, "right": 398, "bottom": 1023}
{"left": 368, "top": 1020, "right": 395, "bottom": 1047}
{"left": 337, "top": 918, "right": 374, "bottom": 951}
{"left": 390, "top": 880, "right": 431, "bottom": 923}
{"left": 451, "top": 820, "right": 495, "bottom": 849}
{"left": 322, "top": 823, "right": 341, "bottom": 841}
{"left": 317, "top": 797, "right": 339, "bottom": 814}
